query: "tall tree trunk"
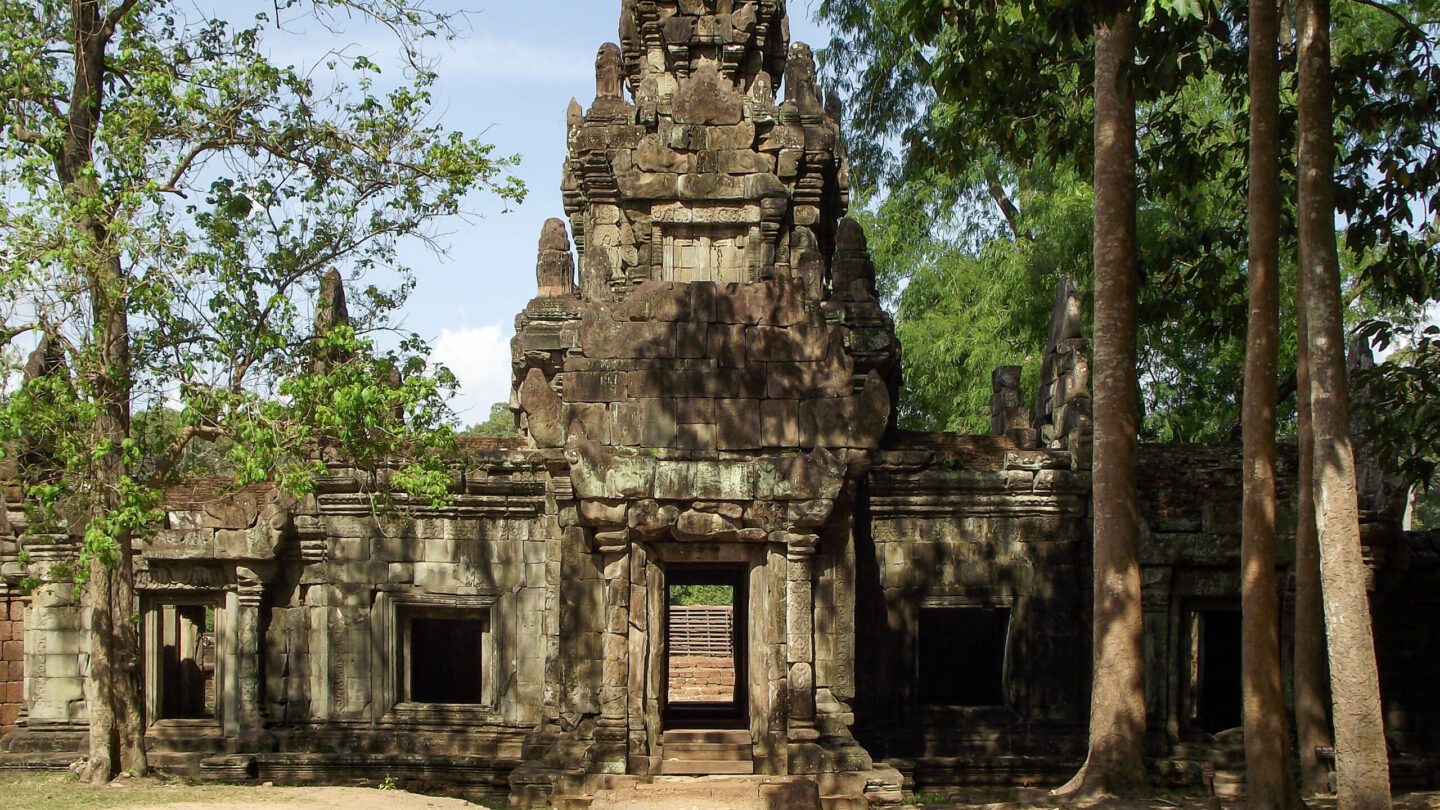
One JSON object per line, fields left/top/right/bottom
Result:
{"left": 1296, "top": 0, "right": 1391, "bottom": 806}
{"left": 1293, "top": 210, "right": 1334, "bottom": 797}
{"left": 1242, "top": 1, "right": 1297, "bottom": 807}
{"left": 64, "top": 0, "right": 148, "bottom": 781}
{"left": 1053, "top": 8, "right": 1146, "bottom": 797}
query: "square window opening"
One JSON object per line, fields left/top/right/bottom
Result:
{"left": 918, "top": 607, "right": 1010, "bottom": 707}
{"left": 402, "top": 609, "right": 487, "bottom": 705}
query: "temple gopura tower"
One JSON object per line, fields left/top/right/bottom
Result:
{"left": 4, "top": 1, "right": 1439, "bottom": 806}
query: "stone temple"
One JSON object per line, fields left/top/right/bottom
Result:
{"left": 2, "top": 1, "right": 1438, "bottom": 806}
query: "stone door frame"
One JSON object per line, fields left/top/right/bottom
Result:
{"left": 659, "top": 561, "right": 749, "bottom": 730}
{"left": 637, "top": 540, "right": 786, "bottom": 774}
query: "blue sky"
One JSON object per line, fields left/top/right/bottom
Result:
{"left": 236, "top": 1, "right": 834, "bottom": 424}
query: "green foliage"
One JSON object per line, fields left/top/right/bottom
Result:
{"left": 669, "top": 585, "right": 734, "bottom": 607}
{"left": 0, "top": 0, "right": 526, "bottom": 585}
{"left": 818, "top": 0, "right": 1435, "bottom": 443}
{"left": 1354, "top": 326, "right": 1440, "bottom": 490}
{"left": 460, "top": 402, "right": 519, "bottom": 438}
{"left": 1414, "top": 486, "right": 1440, "bottom": 531}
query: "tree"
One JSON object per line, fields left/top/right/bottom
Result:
{"left": 1053, "top": 6, "right": 1148, "bottom": 796}
{"left": 0, "top": 0, "right": 523, "bottom": 782}
{"left": 460, "top": 402, "right": 520, "bottom": 438}
{"left": 1293, "top": 234, "right": 1334, "bottom": 797}
{"left": 1240, "top": 0, "right": 1297, "bottom": 806}
{"left": 1296, "top": 0, "right": 1392, "bottom": 803}
{"left": 818, "top": 0, "right": 1295, "bottom": 445}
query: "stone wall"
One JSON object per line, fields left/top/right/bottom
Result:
{"left": 1373, "top": 530, "right": 1440, "bottom": 760}
{"left": 854, "top": 434, "right": 1091, "bottom": 788}
{"left": 0, "top": 596, "right": 22, "bottom": 735}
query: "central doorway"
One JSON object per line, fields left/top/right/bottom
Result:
{"left": 663, "top": 564, "right": 748, "bottom": 729}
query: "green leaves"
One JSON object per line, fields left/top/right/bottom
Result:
{"left": 0, "top": 1, "right": 525, "bottom": 585}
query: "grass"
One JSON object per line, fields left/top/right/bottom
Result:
{"left": 1, "top": 771, "right": 297, "bottom": 809}
{"left": 0, "top": 771, "right": 515, "bottom": 809}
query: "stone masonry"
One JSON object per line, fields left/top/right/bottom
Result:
{"left": 1, "top": 1, "right": 1438, "bottom": 805}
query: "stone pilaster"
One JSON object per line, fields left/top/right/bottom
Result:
{"left": 235, "top": 569, "right": 268, "bottom": 746}
{"left": 785, "top": 532, "right": 818, "bottom": 742}
{"left": 592, "top": 545, "right": 630, "bottom": 773}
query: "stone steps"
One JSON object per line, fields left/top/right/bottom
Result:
{"left": 587, "top": 775, "right": 822, "bottom": 810}
{"left": 659, "top": 729, "right": 753, "bottom": 776}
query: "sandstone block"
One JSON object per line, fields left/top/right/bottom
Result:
{"left": 745, "top": 325, "right": 829, "bottom": 362}
{"left": 674, "top": 63, "right": 744, "bottom": 125}
{"left": 720, "top": 149, "right": 776, "bottom": 175}
{"left": 709, "top": 323, "right": 747, "bottom": 366}
{"left": 569, "top": 402, "right": 613, "bottom": 445}
{"left": 616, "top": 171, "right": 680, "bottom": 199}
{"left": 661, "top": 317, "right": 708, "bottom": 360}
{"left": 567, "top": 371, "right": 627, "bottom": 401}
{"left": 520, "top": 368, "right": 566, "bottom": 448}
{"left": 679, "top": 172, "right": 746, "bottom": 200}
{"left": 675, "top": 509, "right": 739, "bottom": 541}
{"left": 581, "top": 310, "right": 677, "bottom": 359}
{"left": 675, "top": 398, "right": 716, "bottom": 425}
{"left": 760, "top": 399, "right": 800, "bottom": 447}
{"left": 678, "top": 423, "right": 716, "bottom": 451}
{"left": 704, "top": 121, "right": 757, "bottom": 150}
{"left": 716, "top": 398, "right": 762, "bottom": 450}
{"left": 635, "top": 133, "right": 686, "bottom": 172}
{"left": 623, "top": 281, "right": 692, "bottom": 321}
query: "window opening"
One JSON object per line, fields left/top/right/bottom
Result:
{"left": 918, "top": 607, "right": 1010, "bottom": 707}
{"left": 403, "top": 610, "right": 486, "bottom": 705}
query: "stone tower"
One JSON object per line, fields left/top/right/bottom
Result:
{"left": 508, "top": 0, "right": 904, "bottom": 804}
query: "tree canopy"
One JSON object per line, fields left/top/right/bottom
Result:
{"left": 0, "top": 0, "right": 525, "bottom": 780}
{"left": 818, "top": 0, "right": 1438, "bottom": 456}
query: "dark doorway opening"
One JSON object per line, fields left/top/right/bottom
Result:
{"left": 918, "top": 607, "right": 1010, "bottom": 707}
{"left": 664, "top": 564, "right": 747, "bottom": 729}
{"left": 157, "top": 603, "right": 216, "bottom": 720}
{"left": 1190, "top": 609, "right": 1243, "bottom": 734}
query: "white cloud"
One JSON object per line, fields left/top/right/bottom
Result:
{"left": 431, "top": 323, "right": 514, "bottom": 426}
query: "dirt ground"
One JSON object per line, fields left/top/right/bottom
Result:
{"left": 3, "top": 771, "right": 1439, "bottom": 810}
{"left": 0, "top": 772, "right": 498, "bottom": 810}
{"left": 924, "top": 789, "right": 1440, "bottom": 810}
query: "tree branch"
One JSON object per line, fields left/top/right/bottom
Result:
{"left": 983, "top": 166, "right": 1026, "bottom": 240}
{"left": 1344, "top": 0, "right": 1431, "bottom": 41}
{"left": 105, "top": 0, "right": 142, "bottom": 31}
{"left": 0, "top": 324, "right": 41, "bottom": 345}
{"left": 149, "top": 424, "right": 227, "bottom": 489}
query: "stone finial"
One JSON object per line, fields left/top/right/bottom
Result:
{"left": 315, "top": 268, "right": 349, "bottom": 334}
{"left": 825, "top": 89, "right": 843, "bottom": 124}
{"left": 536, "top": 218, "right": 576, "bottom": 298}
{"left": 596, "top": 43, "right": 624, "bottom": 100}
{"left": 784, "top": 42, "right": 824, "bottom": 115}
{"left": 1047, "top": 275, "right": 1084, "bottom": 345}
{"left": 313, "top": 268, "right": 351, "bottom": 379}
{"left": 831, "top": 217, "right": 877, "bottom": 301}
{"left": 835, "top": 217, "right": 867, "bottom": 254}
{"left": 567, "top": 98, "right": 584, "bottom": 131}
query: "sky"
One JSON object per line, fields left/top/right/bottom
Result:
{"left": 232, "top": 1, "right": 835, "bottom": 425}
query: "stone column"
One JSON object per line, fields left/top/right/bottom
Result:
{"left": 234, "top": 570, "right": 268, "bottom": 747}
{"left": 786, "top": 533, "right": 819, "bottom": 744}
{"left": 593, "top": 544, "right": 630, "bottom": 773}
